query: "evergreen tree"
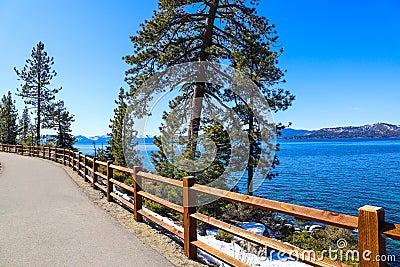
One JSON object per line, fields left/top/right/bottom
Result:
{"left": 152, "top": 116, "right": 231, "bottom": 186}
{"left": 26, "top": 124, "right": 37, "bottom": 146}
{"left": 44, "top": 100, "right": 75, "bottom": 149}
{"left": 108, "top": 88, "right": 128, "bottom": 167}
{"left": 18, "top": 106, "right": 31, "bottom": 144}
{"left": 125, "top": 1, "right": 294, "bottom": 190}
{"left": 0, "top": 91, "right": 19, "bottom": 144}
{"left": 14, "top": 41, "right": 61, "bottom": 145}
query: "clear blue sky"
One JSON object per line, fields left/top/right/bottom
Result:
{"left": 0, "top": 0, "right": 399, "bottom": 136}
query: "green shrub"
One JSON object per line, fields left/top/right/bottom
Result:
{"left": 284, "top": 226, "right": 359, "bottom": 266}
{"left": 214, "top": 230, "right": 233, "bottom": 243}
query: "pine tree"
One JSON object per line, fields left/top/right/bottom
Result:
{"left": 45, "top": 100, "right": 75, "bottom": 149}
{"left": 125, "top": 0, "right": 294, "bottom": 190}
{"left": 108, "top": 88, "right": 129, "bottom": 167}
{"left": 14, "top": 41, "right": 61, "bottom": 145}
{"left": 152, "top": 117, "right": 231, "bottom": 186}
{"left": 0, "top": 91, "right": 19, "bottom": 144}
{"left": 18, "top": 106, "right": 31, "bottom": 144}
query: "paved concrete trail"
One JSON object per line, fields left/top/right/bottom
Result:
{"left": 0, "top": 152, "right": 174, "bottom": 267}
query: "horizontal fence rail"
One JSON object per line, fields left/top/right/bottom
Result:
{"left": 1, "top": 143, "right": 399, "bottom": 267}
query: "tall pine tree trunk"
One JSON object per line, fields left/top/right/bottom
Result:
{"left": 247, "top": 112, "right": 254, "bottom": 195}
{"left": 36, "top": 51, "right": 41, "bottom": 146}
{"left": 37, "top": 87, "right": 41, "bottom": 146}
{"left": 187, "top": 0, "right": 219, "bottom": 159}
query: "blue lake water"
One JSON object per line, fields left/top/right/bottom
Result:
{"left": 76, "top": 138, "right": 400, "bottom": 261}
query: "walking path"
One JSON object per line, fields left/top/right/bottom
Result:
{"left": 0, "top": 152, "right": 174, "bottom": 266}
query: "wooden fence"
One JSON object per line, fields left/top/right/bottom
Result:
{"left": 1, "top": 144, "right": 399, "bottom": 267}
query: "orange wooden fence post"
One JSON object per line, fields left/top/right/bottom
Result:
{"left": 84, "top": 155, "right": 88, "bottom": 182}
{"left": 183, "top": 176, "right": 197, "bottom": 260}
{"left": 78, "top": 152, "right": 82, "bottom": 174}
{"left": 62, "top": 149, "right": 66, "bottom": 165}
{"left": 72, "top": 152, "right": 76, "bottom": 171}
{"left": 358, "top": 205, "right": 387, "bottom": 267}
{"left": 133, "top": 166, "right": 143, "bottom": 222}
{"left": 106, "top": 161, "right": 113, "bottom": 202}
{"left": 92, "top": 157, "right": 97, "bottom": 188}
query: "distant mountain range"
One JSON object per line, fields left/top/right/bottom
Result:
{"left": 75, "top": 135, "right": 111, "bottom": 145}
{"left": 281, "top": 123, "right": 400, "bottom": 139}
{"left": 279, "top": 128, "right": 316, "bottom": 138}
{"left": 72, "top": 123, "right": 400, "bottom": 145}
